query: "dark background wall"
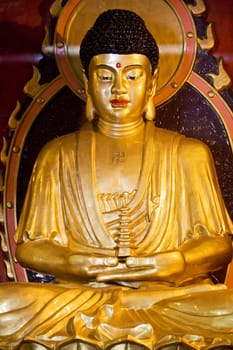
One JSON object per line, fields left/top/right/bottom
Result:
{"left": 0, "top": 0, "right": 53, "bottom": 144}
{"left": 0, "top": 0, "right": 233, "bottom": 146}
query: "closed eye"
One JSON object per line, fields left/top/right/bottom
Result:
{"left": 99, "top": 75, "right": 112, "bottom": 81}
{"left": 97, "top": 69, "right": 113, "bottom": 81}
{"left": 126, "top": 68, "right": 143, "bottom": 81}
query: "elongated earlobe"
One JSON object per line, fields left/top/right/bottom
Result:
{"left": 144, "top": 98, "right": 156, "bottom": 121}
{"left": 86, "top": 94, "right": 96, "bottom": 121}
{"left": 83, "top": 71, "right": 96, "bottom": 121}
{"left": 144, "top": 67, "right": 158, "bottom": 121}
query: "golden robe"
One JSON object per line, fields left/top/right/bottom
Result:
{"left": 1, "top": 122, "right": 233, "bottom": 349}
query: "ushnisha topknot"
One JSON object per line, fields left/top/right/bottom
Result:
{"left": 79, "top": 9, "right": 159, "bottom": 77}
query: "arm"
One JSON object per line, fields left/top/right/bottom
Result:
{"left": 97, "top": 139, "right": 233, "bottom": 284}
{"left": 15, "top": 137, "right": 119, "bottom": 282}
{"left": 179, "top": 234, "right": 232, "bottom": 279}
{"left": 96, "top": 235, "right": 232, "bottom": 284}
{"left": 15, "top": 239, "right": 118, "bottom": 282}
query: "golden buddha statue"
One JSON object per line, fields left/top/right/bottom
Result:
{"left": 0, "top": 8, "right": 233, "bottom": 350}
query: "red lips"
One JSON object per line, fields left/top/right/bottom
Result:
{"left": 110, "top": 99, "right": 129, "bottom": 107}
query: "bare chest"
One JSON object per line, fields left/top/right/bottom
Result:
{"left": 95, "top": 134, "right": 143, "bottom": 194}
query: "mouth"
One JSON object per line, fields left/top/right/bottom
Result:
{"left": 110, "top": 99, "right": 129, "bottom": 108}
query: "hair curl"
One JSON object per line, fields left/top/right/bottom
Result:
{"left": 80, "top": 9, "right": 159, "bottom": 77}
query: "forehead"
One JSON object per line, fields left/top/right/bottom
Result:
{"left": 89, "top": 53, "right": 152, "bottom": 70}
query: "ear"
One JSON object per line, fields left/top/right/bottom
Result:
{"left": 144, "top": 67, "right": 159, "bottom": 121}
{"left": 82, "top": 70, "right": 96, "bottom": 122}
{"left": 82, "top": 69, "right": 89, "bottom": 95}
{"left": 150, "top": 67, "right": 159, "bottom": 98}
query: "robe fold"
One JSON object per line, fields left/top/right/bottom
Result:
{"left": 1, "top": 122, "right": 233, "bottom": 349}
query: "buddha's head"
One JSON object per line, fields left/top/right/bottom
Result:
{"left": 80, "top": 9, "right": 159, "bottom": 123}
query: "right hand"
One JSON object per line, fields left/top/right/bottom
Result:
{"left": 96, "top": 251, "right": 185, "bottom": 283}
{"left": 68, "top": 254, "right": 119, "bottom": 278}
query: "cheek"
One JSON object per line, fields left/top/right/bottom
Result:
{"left": 92, "top": 86, "right": 110, "bottom": 111}
{"left": 98, "top": 89, "right": 110, "bottom": 104}
{"left": 130, "top": 84, "right": 148, "bottom": 104}
{"left": 94, "top": 83, "right": 111, "bottom": 98}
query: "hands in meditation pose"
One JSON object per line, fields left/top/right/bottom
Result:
{"left": 0, "top": 9, "right": 233, "bottom": 350}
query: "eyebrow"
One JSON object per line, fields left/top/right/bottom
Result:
{"left": 95, "top": 64, "right": 143, "bottom": 70}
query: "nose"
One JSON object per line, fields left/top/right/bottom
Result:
{"left": 111, "top": 73, "right": 127, "bottom": 95}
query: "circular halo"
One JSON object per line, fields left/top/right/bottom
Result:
{"left": 55, "top": 0, "right": 197, "bottom": 106}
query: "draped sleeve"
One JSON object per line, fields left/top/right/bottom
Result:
{"left": 14, "top": 134, "right": 77, "bottom": 246}
{"left": 177, "top": 136, "right": 233, "bottom": 240}
{"left": 14, "top": 129, "right": 116, "bottom": 255}
{"left": 15, "top": 125, "right": 232, "bottom": 256}
{"left": 136, "top": 129, "right": 233, "bottom": 255}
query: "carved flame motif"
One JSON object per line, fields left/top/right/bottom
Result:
{"left": 207, "top": 58, "right": 231, "bottom": 90}
{"left": 198, "top": 23, "right": 214, "bottom": 51}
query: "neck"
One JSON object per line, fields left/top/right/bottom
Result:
{"left": 97, "top": 117, "right": 144, "bottom": 138}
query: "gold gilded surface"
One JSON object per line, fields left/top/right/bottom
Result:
{"left": 187, "top": 0, "right": 206, "bottom": 15}
{"left": 197, "top": 23, "right": 214, "bottom": 51}
{"left": 24, "top": 66, "right": 48, "bottom": 98}
{"left": 1, "top": 5, "right": 233, "bottom": 350}
{"left": 8, "top": 100, "right": 21, "bottom": 130}
{"left": 59, "top": 0, "right": 192, "bottom": 98}
{"left": 50, "top": 0, "right": 63, "bottom": 17}
{"left": 207, "top": 57, "right": 231, "bottom": 90}
{"left": 0, "top": 137, "right": 8, "bottom": 165}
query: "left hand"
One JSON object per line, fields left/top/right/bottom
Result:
{"left": 96, "top": 251, "right": 185, "bottom": 283}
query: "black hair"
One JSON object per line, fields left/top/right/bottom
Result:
{"left": 79, "top": 9, "right": 159, "bottom": 77}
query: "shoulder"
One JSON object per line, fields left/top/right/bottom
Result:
{"left": 39, "top": 123, "right": 92, "bottom": 155}
{"left": 44, "top": 132, "right": 77, "bottom": 152}
{"left": 35, "top": 132, "right": 78, "bottom": 169}
{"left": 178, "top": 134, "right": 212, "bottom": 163}
{"left": 155, "top": 126, "right": 185, "bottom": 147}
{"left": 154, "top": 126, "right": 213, "bottom": 163}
